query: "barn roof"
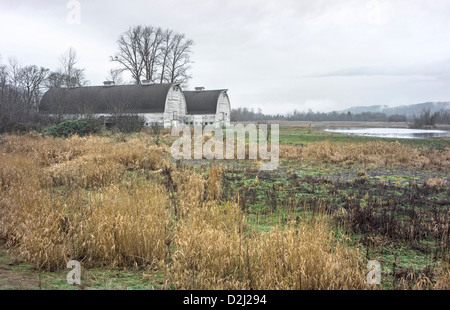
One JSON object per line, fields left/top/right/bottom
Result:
{"left": 184, "top": 89, "right": 227, "bottom": 115}
{"left": 39, "top": 83, "right": 177, "bottom": 114}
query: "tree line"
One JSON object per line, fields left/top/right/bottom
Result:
{"left": 0, "top": 48, "right": 89, "bottom": 132}
{"left": 230, "top": 107, "right": 450, "bottom": 127}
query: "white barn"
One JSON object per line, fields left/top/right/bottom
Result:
{"left": 40, "top": 83, "right": 232, "bottom": 128}
{"left": 184, "top": 88, "right": 231, "bottom": 127}
{"left": 40, "top": 82, "right": 187, "bottom": 128}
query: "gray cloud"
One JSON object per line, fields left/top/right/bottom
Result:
{"left": 305, "top": 59, "right": 450, "bottom": 78}
{"left": 1, "top": 0, "right": 450, "bottom": 113}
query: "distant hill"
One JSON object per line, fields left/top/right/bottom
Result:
{"left": 337, "top": 102, "right": 450, "bottom": 117}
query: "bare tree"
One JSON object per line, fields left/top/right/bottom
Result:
{"left": 111, "top": 26, "right": 145, "bottom": 84}
{"left": 158, "top": 29, "right": 174, "bottom": 83}
{"left": 165, "top": 33, "right": 194, "bottom": 86}
{"left": 0, "top": 85, "right": 30, "bottom": 131}
{"left": 140, "top": 26, "right": 165, "bottom": 82}
{"left": 0, "top": 63, "right": 8, "bottom": 97}
{"left": 0, "top": 69, "right": 35, "bottom": 132}
{"left": 7, "top": 57, "right": 21, "bottom": 87}
{"left": 0, "top": 56, "right": 50, "bottom": 131}
{"left": 59, "top": 47, "right": 87, "bottom": 87}
{"left": 41, "top": 48, "right": 88, "bottom": 121}
{"left": 45, "top": 69, "right": 64, "bottom": 88}
{"left": 112, "top": 25, "right": 194, "bottom": 86}
{"left": 17, "top": 65, "right": 49, "bottom": 110}
{"left": 106, "top": 68, "right": 124, "bottom": 85}
{"left": 46, "top": 48, "right": 87, "bottom": 89}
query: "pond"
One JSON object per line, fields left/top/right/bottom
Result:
{"left": 323, "top": 127, "right": 450, "bottom": 139}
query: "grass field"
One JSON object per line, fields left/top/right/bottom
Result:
{"left": 0, "top": 122, "right": 449, "bottom": 290}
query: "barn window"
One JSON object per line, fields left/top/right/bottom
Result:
{"left": 173, "top": 111, "right": 178, "bottom": 120}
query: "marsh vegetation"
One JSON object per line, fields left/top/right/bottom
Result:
{"left": 0, "top": 125, "right": 448, "bottom": 290}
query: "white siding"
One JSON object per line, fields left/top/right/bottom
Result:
{"left": 84, "top": 113, "right": 165, "bottom": 127}
{"left": 215, "top": 91, "right": 231, "bottom": 127}
{"left": 186, "top": 114, "right": 216, "bottom": 126}
{"left": 163, "top": 85, "right": 187, "bottom": 128}
{"left": 140, "top": 113, "right": 164, "bottom": 126}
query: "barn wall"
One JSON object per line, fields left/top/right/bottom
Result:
{"left": 62, "top": 113, "right": 166, "bottom": 128}
{"left": 185, "top": 114, "right": 216, "bottom": 126}
{"left": 94, "top": 113, "right": 165, "bottom": 127}
{"left": 163, "top": 85, "right": 187, "bottom": 128}
{"left": 215, "top": 92, "right": 231, "bottom": 127}
{"left": 140, "top": 113, "right": 164, "bottom": 126}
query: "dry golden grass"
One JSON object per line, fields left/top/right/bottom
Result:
{"left": 169, "top": 201, "right": 248, "bottom": 290}
{"left": 393, "top": 264, "right": 450, "bottom": 290}
{"left": 171, "top": 168, "right": 206, "bottom": 217}
{"left": 206, "top": 165, "right": 224, "bottom": 201}
{"left": 46, "top": 155, "right": 126, "bottom": 188}
{"left": 4, "top": 133, "right": 441, "bottom": 289}
{"left": 425, "top": 177, "right": 448, "bottom": 188}
{"left": 169, "top": 206, "right": 369, "bottom": 290}
{"left": 247, "top": 221, "right": 369, "bottom": 290}
{"left": 1, "top": 132, "right": 87, "bottom": 166}
{"left": 79, "top": 181, "right": 171, "bottom": 268}
{"left": 0, "top": 134, "right": 171, "bottom": 270}
{"left": 171, "top": 131, "right": 449, "bottom": 170}
{"left": 0, "top": 133, "right": 167, "bottom": 169}
{"left": 1, "top": 174, "right": 170, "bottom": 270}
{"left": 434, "top": 265, "right": 450, "bottom": 290}
{"left": 280, "top": 141, "right": 450, "bottom": 169}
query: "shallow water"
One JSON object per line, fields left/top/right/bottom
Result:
{"left": 323, "top": 127, "right": 450, "bottom": 139}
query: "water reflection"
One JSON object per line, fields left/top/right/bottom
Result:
{"left": 324, "top": 128, "right": 450, "bottom": 139}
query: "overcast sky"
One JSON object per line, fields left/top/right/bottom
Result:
{"left": 1, "top": 0, "right": 450, "bottom": 114}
